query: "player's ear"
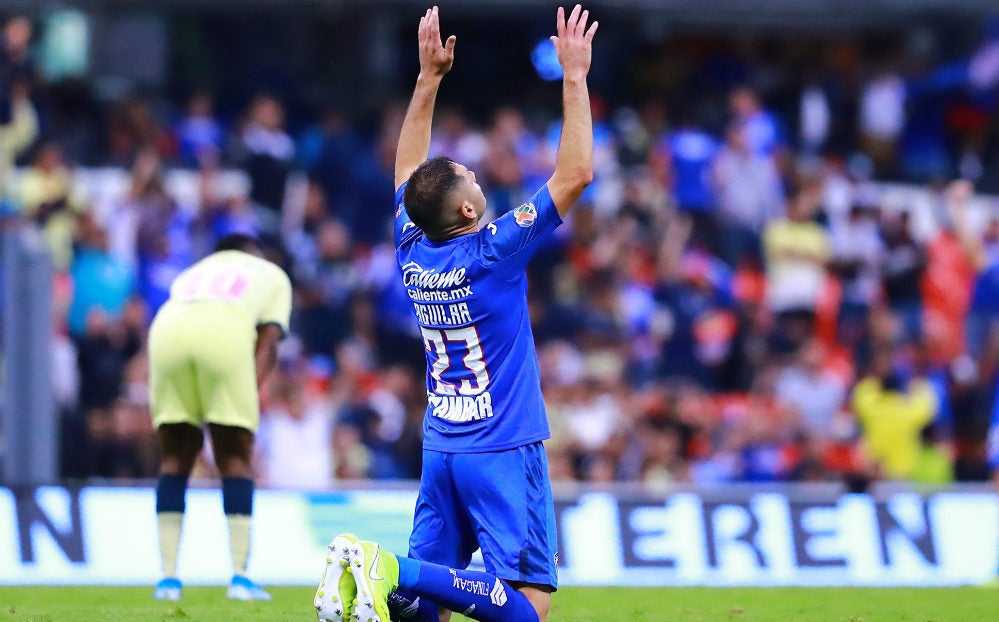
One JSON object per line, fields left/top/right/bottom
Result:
{"left": 459, "top": 201, "right": 477, "bottom": 221}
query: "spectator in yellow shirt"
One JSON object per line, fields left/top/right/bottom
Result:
{"left": 0, "top": 18, "right": 37, "bottom": 207}
{"left": 763, "top": 185, "right": 830, "bottom": 346}
{"left": 19, "top": 142, "right": 87, "bottom": 271}
{"left": 852, "top": 352, "right": 937, "bottom": 480}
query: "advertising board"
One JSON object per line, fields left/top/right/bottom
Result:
{"left": 0, "top": 486, "right": 995, "bottom": 586}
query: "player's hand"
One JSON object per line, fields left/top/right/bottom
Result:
{"left": 550, "top": 4, "right": 598, "bottom": 82}
{"left": 418, "top": 6, "right": 456, "bottom": 79}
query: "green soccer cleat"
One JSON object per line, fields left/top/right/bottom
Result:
{"left": 346, "top": 540, "right": 399, "bottom": 622}
{"left": 315, "top": 534, "right": 359, "bottom": 622}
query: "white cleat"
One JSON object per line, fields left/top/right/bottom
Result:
{"left": 315, "top": 534, "right": 358, "bottom": 622}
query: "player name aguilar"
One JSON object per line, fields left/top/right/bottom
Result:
{"left": 428, "top": 391, "right": 494, "bottom": 422}
{"left": 403, "top": 261, "right": 475, "bottom": 325}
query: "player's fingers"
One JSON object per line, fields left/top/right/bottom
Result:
{"left": 419, "top": 10, "right": 430, "bottom": 40}
{"left": 577, "top": 9, "right": 589, "bottom": 37}
{"left": 445, "top": 34, "right": 456, "bottom": 52}
{"left": 585, "top": 20, "right": 599, "bottom": 42}
{"left": 567, "top": 4, "right": 582, "bottom": 33}
{"left": 430, "top": 7, "right": 442, "bottom": 43}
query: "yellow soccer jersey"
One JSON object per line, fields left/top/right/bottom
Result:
{"left": 165, "top": 250, "right": 292, "bottom": 333}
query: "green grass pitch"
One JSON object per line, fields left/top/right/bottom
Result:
{"left": 0, "top": 586, "right": 994, "bottom": 621}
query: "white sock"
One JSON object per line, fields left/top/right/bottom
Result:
{"left": 157, "top": 511, "right": 184, "bottom": 578}
{"left": 227, "top": 514, "right": 252, "bottom": 576}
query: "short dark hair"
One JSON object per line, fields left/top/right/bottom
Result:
{"left": 403, "top": 156, "right": 465, "bottom": 239}
{"left": 214, "top": 233, "right": 264, "bottom": 254}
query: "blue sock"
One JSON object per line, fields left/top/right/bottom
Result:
{"left": 221, "top": 478, "right": 254, "bottom": 577}
{"left": 156, "top": 474, "right": 188, "bottom": 513}
{"left": 397, "top": 557, "right": 540, "bottom": 622}
{"left": 388, "top": 587, "right": 440, "bottom": 622}
{"left": 221, "top": 477, "right": 253, "bottom": 515}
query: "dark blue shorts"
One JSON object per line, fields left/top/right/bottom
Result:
{"left": 408, "top": 442, "right": 558, "bottom": 589}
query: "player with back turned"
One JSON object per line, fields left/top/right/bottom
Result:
{"left": 315, "top": 5, "right": 597, "bottom": 622}
{"left": 149, "top": 233, "right": 291, "bottom": 602}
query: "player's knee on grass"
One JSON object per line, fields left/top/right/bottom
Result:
{"left": 437, "top": 607, "right": 450, "bottom": 622}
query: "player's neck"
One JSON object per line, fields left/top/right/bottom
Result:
{"left": 433, "top": 221, "right": 479, "bottom": 242}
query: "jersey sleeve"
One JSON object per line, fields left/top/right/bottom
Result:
{"left": 476, "top": 184, "right": 563, "bottom": 273}
{"left": 259, "top": 265, "right": 293, "bottom": 336}
{"left": 394, "top": 183, "right": 423, "bottom": 249}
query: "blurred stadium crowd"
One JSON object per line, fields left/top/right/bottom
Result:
{"left": 0, "top": 13, "right": 997, "bottom": 489}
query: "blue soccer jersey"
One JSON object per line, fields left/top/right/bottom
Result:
{"left": 394, "top": 183, "right": 561, "bottom": 453}
{"left": 666, "top": 128, "right": 718, "bottom": 211}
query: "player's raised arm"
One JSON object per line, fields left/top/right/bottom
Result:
{"left": 547, "top": 4, "right": 598, "bottom": 217}
{"left": 395, "top": 6, "right": 456, "bottom": 189}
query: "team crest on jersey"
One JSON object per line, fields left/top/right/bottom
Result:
{"left": 514, "top": 202, "right": 537, "bottom": 228}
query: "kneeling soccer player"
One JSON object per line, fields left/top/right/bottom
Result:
{"left": 316, "top": 5, "right": 597, "bottom": 622}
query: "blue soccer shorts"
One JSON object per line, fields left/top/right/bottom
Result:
{"left": 408, "top": 441, "right": 559, "bottom": 589}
